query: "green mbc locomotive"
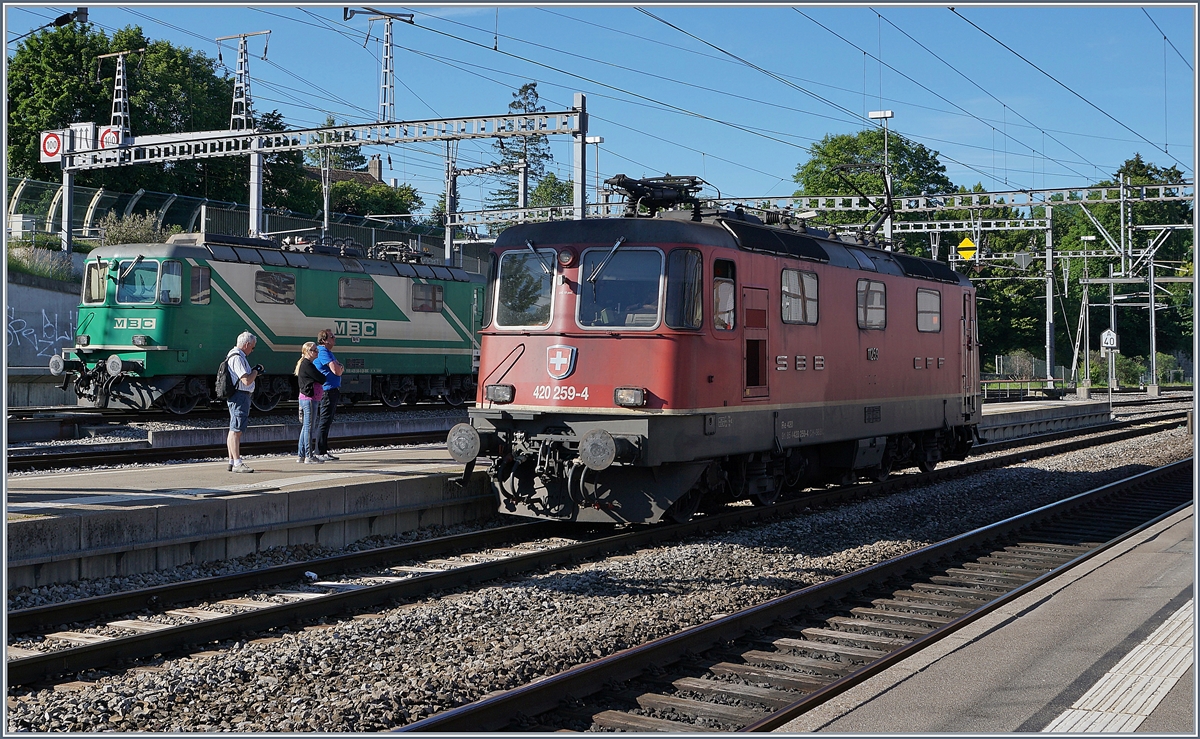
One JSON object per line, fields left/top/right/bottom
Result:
{"left": 50, "top": 233, "right": 482, "bottom": 414}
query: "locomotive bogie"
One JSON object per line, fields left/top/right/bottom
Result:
{"left": 54, "top": 234, "right": 483, "bottom": 413}
{"left": 457, "top": 209, "right": 981, "bottom": 524}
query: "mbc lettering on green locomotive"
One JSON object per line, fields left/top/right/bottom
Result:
{"left": 113, "top": 318, "right": 156, "bottom": 329}
{"left": 335, "top": 320, "right": 377, "bottom": 337}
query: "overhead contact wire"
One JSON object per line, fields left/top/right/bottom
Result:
{"left": 949, "top": 7, "right": 1192, "bottom": 174}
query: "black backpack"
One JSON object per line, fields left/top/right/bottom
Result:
{"left": 215, "top": 350, "right": 238, "bottom": 400}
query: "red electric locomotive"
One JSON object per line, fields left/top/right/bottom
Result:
{"left": 448, "top": 176, "right": 980, "bottom": 524}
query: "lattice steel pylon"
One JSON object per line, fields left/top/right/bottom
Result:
{"left": 378, "top": 17, "right": 395, "bottom": 123}
{"left": 230, "top": 36, "right": 253, "bottom": 130}
{"left": 110, "top": 53, "right": 131, "bottom": 141}
{"left": 218, "top": 31, "right": 269, "bottom": 131}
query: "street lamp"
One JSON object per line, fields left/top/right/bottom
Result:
{"left": 868, "top": 110, "right": 894, "bottom": 240}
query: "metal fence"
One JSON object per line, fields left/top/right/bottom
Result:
{"left": 5, "top": 176, "right": 473, "bottom": 270}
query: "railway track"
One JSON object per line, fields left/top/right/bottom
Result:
{"left": 6, "top": 414, "right": 1186, "bottom": 688}
{"left": 6, "top": 405, "right": 1187, "bottom": 474}
{"left": 400, "top": 459, "right": 1193, "bottom": 732}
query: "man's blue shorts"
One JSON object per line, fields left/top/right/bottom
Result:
{"left": 227, "top": 390, "right": 251, "bottom": 432}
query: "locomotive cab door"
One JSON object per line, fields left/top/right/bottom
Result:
{"left": 743, "top": 287, "right": 769, "bottom": 398}
{"left": 961, "top": 293, "right": 979, "bottom": 418}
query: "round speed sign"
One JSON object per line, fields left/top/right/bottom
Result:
{"left": 41, "top": 132, "right": 62, "bottom": 159}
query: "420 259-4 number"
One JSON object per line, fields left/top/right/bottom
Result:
{"left": 531, "top": 385, "right": 589, "bottom": 401}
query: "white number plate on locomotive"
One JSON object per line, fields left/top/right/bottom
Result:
{"left": 531, "top": 385, "right": 590, "bottom": 401}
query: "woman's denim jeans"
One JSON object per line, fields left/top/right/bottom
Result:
{"left": 298, "top": 398, "right": 316, "bottom": 459}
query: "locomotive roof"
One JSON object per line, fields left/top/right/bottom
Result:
{"left": 494, "top": 216, "right": 970, "bottom": 287}
{"left": 83, "top": 240, "right": 480, "bottom": 283}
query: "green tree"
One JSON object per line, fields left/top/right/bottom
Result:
{"left": 487, "top": 83, "right": 554, "bottom": 210}
{"left": 6, "top": 23, "right": 311, "bottom": 205}
{"left": 258, "top": 110, "right": 320, "bottom": 213}
{"left": 529, "top": 171, "right": 572, "bottom": 207}
{"left": 329, "top": 180, "right": 423, "bottom": 219}
{"left": 304, "top": 115, "right": 367, "bottom": 171}
{"left": 793, "top": 129, "right": 954, "bottom": 206}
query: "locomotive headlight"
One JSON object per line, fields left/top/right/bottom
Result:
{"left": 557, "top": 248, "right": 575, "bottom": 267}
{"left": 77, "top": 335, "right": 90, "bottom": 347}
{"left": 614, "top": 387, "right": 646, "bottom": 407}
{"left": 485, "top": 384, "right": 515, "bottom": 404}
{"left": 132, "top": 334, "right": 149, "bottom": 347}
{"left": 446, "top": 423, "right": 481, "bottom": 464}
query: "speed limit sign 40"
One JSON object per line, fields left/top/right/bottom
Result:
{"left": 39, "top": 131, "right": 63, "bottom": 162}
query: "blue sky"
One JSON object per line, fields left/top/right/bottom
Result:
{"left": 5, "top": 3, "right": 1196, "bottom": 216}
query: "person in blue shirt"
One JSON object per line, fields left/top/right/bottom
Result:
{"left": 312, "top": 328, "right": 345, "bottom": 461}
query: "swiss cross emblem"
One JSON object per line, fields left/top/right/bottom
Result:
{"left": 546, "top": 344, "right": 577, "bottom": 380}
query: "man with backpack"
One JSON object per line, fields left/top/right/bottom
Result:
{"left": 225, "top": 331, "right": 263, "bottom": 472}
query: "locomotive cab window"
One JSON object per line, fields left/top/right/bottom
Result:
{"left": 856, "top": 279, "right": 886, "bottom": 330}
{"left": 481, "top": 253, "right": 497, "bottom": 328}
{"left": 160, "top": 261, "right": 182, "bottom": 304}
{"left": 781, "top": 269, "right": 818, "bottom": 325}
{"left": 495, "top": 248, "right": 555, "bottom": 328}
{"left": 412, "top": 283, "right": 443, "bottom": 312}
{"left": 578, "top": 247, "right": 663, "bottom": 329}
{"left": 339, "top": 277, "right": 375, "bottom": 309}
{"left": 82, "top": 261, "right": 107, "bottom": 304}
{"left": 917, "top": 288, "right": 941, "bottom": 332}
{"left": 115, "top": 258, "right": 160, "bottom": 304}
{"left": 665, "top": 248, "right": 703, "bottom": 329}
{"left": 254, "top": 270, "right": 296, "bottom": 305}
{"left": 190, "top": 266, "right": 211, "bottom": 305}
{"left": 714, "top": 259, "right": 736, "bottom": 331}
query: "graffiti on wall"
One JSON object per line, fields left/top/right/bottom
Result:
{"left": 7, "top": 305, "right": 78, "bottom": 362}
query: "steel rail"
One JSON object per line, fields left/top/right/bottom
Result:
{"left": 397, "top": 459, "right": 1192, "bottom": 732}
{"left": 6, "top": 521, "right": 553, "bottom": 635}
{"left": 6, "top": 416, "right": 1184, "bottom": 686}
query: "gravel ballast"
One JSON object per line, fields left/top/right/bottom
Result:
{"left": 6, "top": 426, "right": 1191, "bottom": 732}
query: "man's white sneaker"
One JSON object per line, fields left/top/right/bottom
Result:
{"left": 305, "top": 456, "right": 324, "bottom": 464}
{"left": 231, "top": 462, "right": 254, "bottom": 473}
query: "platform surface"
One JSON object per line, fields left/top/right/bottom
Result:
{"left": 776, "top": 506, "right": 1195, "bottom": 734}
{"left": 6, "top": 444, "right": 460, "bottom": 514}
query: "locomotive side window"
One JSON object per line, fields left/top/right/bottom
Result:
{"left": 665, "top": 249, "right": 703, "bottom": 329}
{"left": 495, "top": 248, "right": 555, "bottom": 328}
{"left": 856, "top": 279, "right": 887, "bottom": 329}
{"left": 339, "top": 277, "right": 375, "bottom": 309}
{"left": 481, "top": 253, "right": 496, "bottom": 328}
{"left": 781, "top": 269, "right": 819, "bottom": 325}
{"left": 254, "top": 270, "right": 296, "bottom": 305}
{"left": 714, "top": 259, "right": 737, "bottom": 331}
{"left": 412, "top": 283, "right": 444, "bottom": 312}
{"left": 190, "top": 266, "right": 211, "bottom": 305}
{"left": 917, "top": 288, "right": 941, "bottom": 332}
{"left": 82, "top": 261, "right": 107, "bottom": 304}
{"left": 115, "top": 259, "right": 160, "bottom": 304}
{"left": 160, "top": 261, "right": 183, "bottom": 304}
{"left": 578, "top": 248, "right": 663, "bottom": 329}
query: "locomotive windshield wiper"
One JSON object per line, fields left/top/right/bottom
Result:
{"left": 525, "top": 240, "right": 552, "bottom": 275}
{"left": 587, "top": 236, "right": 626, "bottom": 285}
{"left": 117, "top": 254, "right": 144, "bottom": 281}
